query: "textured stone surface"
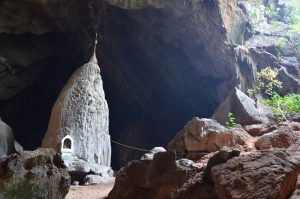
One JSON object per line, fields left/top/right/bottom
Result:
{"left": 255, "top": 127, "right": 300, "bottom": 150}
{"left": 0, "top": 120, "right": 14, "bottom": 157}
{"left": 212, "top": 87, "right": 273, "bottom": 125}
{"left": 203, "top": 147, "right": 240, "bottom": 183}
{"left": 0, "top": 148, "right": 70, "bottom": 199}
{"left": 108, "top": 151, "right": 202, "bottom": 199}
{"left": 65, "top": 157, "right": 114, "bottom": 184}
{"left": 243, "top": 124, "right": 277, "bottom": 137}
{"left": 168, "top": 118, "right": 247, "bottom": 154}
{"left": 290, "top": 175, "right": 300, "bottom": 199}
{"left": 212, "top": 151, "right": 300, "bottom": 199}
{"left": 83, "top": 175, "right": 114, "bottom": 185}
{"left": 0, "top": 0, "right": 300, "bottom": 168}
{"left": 42, "top": 56, "right": 111, "bottom": 166}
{"left": 141, "top": 147, "right": 166, "bottom": 161}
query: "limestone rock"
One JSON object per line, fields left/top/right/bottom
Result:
{"left": 141, "top": 147, "right": 166, "bottom": 161}
{"left": 0, "top": 148, "right": 70, "bottom": 199}
{"left": 168, "top": 118, "right": 247, "bottom": 154}
{"left": 83, "top": 175, "right": 114, "bottom": 185}
{"left": 172, "top": 172, "right": 218, "bottom": 199}
{"left": 212, "top": 88, "right": 273, "bottom": 125}
{"left": 65, "top": 157, "right": 114, "bottom": 184}
{"left": 0, "top": 120, "right": 14, "bottom": 157}
{"left": 108, "top": 151, "right": 200, "bottom": 199}
{"left": 212, "top": 151, "right": 300, "bottom": 199}
{"left": 203, "top": 147, "right": 240, "bottom": 183}
{"left": 255, "top": 127, "right": 300, "bottom": 150}
{"left": 230, "top": 124, "right": 252, "bottom": 145}
{"left": 14, "top": 140, "right": 24, "bottom": 154}
{"left": 42, "top": 57, "right": 111, "bottom": 166}
{"left": 289, "top": 175, "right": 300, "bottom": 199}
{"left": 243, "top": 124, "right": 277, "bottom": 137}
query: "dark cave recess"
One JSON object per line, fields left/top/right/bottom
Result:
{"left": 0, "top": 4, "right": 233, "bottom": 168}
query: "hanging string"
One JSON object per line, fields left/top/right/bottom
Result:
{"left": 110, "top": 138, "right": 300, "bottom": 155}
{"left": 111, "top": 139, "right": 151, "bottom": 152}
{"left": 16, "top": 133, "right": 300, "bottom": 155}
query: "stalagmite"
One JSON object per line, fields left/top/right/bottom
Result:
{"left": 42, "top": 38, "right": 111, "bottom": 167}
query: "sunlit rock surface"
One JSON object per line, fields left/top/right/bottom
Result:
{"left": 42, "top": 56, "right": 111, "bottom": 166}
{"left": 212, "top": 151, "right": 300, "bottom": 199}
{"left": 212, "top": 88, "right": 274, "bottom": 125}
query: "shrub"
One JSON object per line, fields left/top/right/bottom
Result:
{"left": 247, "top": 67, "right": 282, "bottom": 98}
{"left": 226, "top": 112, "right": 236, "bottom": 128}
{"left": 263, "top": 93, "right": 300, "bottom": 122}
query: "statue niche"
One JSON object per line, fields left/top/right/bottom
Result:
{"left": 61, "top": 135, "right": 74, "bottom": 156}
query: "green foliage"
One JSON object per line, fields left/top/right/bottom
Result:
{"left": 226, "top": 112, "right": 236, "bottom": 128}
{"left": 278, "top": 37, "right": 288, "bottom": 50}
{"left": 255, "top": 67, "right": 282, "bottom": 96}
{"left": 245, "top": 67, "right": 300, "bottom": 122}
{"left": 247, "top": 88, "right": 255, "bottom": 98}
{"left": 263, "top": 92, "right": 300, "bottom": 122}
{"left": 290, "top": 0, "right": 300, "bottom": 33}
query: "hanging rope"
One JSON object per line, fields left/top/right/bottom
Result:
{"left": 111, "top": 139, "right": 151, "bottom": 152}
{"left": 15, "top": 133, "right": 300, "bottom": 155}
{"left": 110, "top": 138, "right": 300, "bottom": 155}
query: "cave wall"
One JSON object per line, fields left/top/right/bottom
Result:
{"left": 0, "top": 0, "right": 298, "bottom": 168}
{"left": 0, "top": 0, "right": 244, "bottom": 168}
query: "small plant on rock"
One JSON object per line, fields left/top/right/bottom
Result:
{"left": 247, "top": 66, "right": 282, "bottom": 98}
{"left": 226, "top": 112, "right": 236, "bottom": 128}
{"left": 263, "top": 93, "right": 300, "bottom": 122}
{"left": 247, "top": 66, "right": 300, "bottom": 122}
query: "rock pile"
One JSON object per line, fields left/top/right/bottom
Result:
{"left": 109, "top": 117, "right": 300, "bottom": 199}
{"left": 0, "top": 148, "right": 70, "bottom": 199}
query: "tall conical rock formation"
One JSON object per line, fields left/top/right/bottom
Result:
{"left": 42, "top": 53, "right": 111, "bottom": 166}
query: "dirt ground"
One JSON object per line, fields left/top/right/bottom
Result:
{"left": 65, "top": 178, "right": 115, "bottom": 199}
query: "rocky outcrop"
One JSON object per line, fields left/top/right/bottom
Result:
{"left": 243, "top": 123, "right": 277, "bottom": 136}
{"left": 212, "top": 151, "right": 300, "bottom": 199}
{"left": 255, "top": 127, "right": 300, "bottom": 150}
{"left": 203, "top": 147, "right": 240, "bottom": 184}
{"left": 83, "top": 175, "right": 114, "bottom": 185}
{"left": 168, "top": 118, "right": 249, "bottom": 156}
{"left": 0, "top": 0, "right": 299, "bottom": 168}
{"left": 0, "top": 120, "right": 14, "bottom": 157}
{"left": 66, "top": 157, "right": 114, "bottom": 184}
{"left": 108, "top": 150, "right": 203, "bottom": 199}
{"left": 42, "top": 54, "right": 111, "bottom": 166}
{"left": 0, "top": 148, "right": 70, "bottom": 199}
{"left": 212, "top": 87, "right": 273, "bottom": 125}
{"left": 109, "top": 147, "right": 300, "bottom": 199}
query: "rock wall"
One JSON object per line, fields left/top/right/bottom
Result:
{"left": 42, "top": 55, "right": 111, "bottom": 166}
{"left": 0, "top": 0, "right": 299, "bottom": 167}
{"left": 0, "top": 148, "right": 70, "bottom": 199}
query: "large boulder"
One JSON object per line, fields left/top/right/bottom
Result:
{"left": 0, "top": 120, "right": 14, "bottom": 157}
{"left": 212, "top": 88, "right": 273, "bottom": 125}
{"left": 108, "top": 150, "right": 202, "bottom": 199}
{"left": 243, "top": 123, "right": 277, "bottom": 136}
{"left": 203, "top": 147, "right": 240, "bottom": 184}
{"left": 42, "top": 54, "right": 111, "bottom": 166}
{"left": 255, "top": 127, "right": 300, "bottom": 150}
{"left": 168, "top": 118, "right": 249, "bottom": 155}
{"left": 65, "top": 157, "right": 114, "bottom": 184}
{"left": 0, "top": 148, "right": 70, "bottom": 199}
{"left": 212, "top": 151, "right": 300, "bottom": 199}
